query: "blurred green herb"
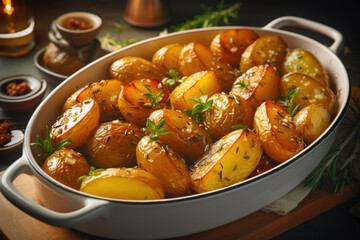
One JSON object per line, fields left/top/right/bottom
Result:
{"left": 171, "top": 0, "right": 242, "bottom": 32}
{"left": 183, "top": 94, "right": 213, "bottom": 123}
{"left": 304, "top": 95, "right": 360, "bottom": 193}
{"left": 162, "top": 69, "right": 187, "bottom": 91}
{"left": 77, "top": 166, "right": 106, "bottom": 182}
{"left": 231, "top": 124, "right": 250, "bottom": 132}
{"left": 278, "top": 87, "right": 300, "bottom": 117}
{"left": 144, "top": 119, "right": 170, "bottom": 141}
{"left": 234, "top": 78, "right": 249, "bottom": 92}
{"left": 30, "top": 126, "right": 72, "bottom": 156}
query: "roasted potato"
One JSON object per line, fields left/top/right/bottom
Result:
{"left": 170, "top": 70, "right": 222, "bottom": 111}
{"left": 190, "top": 129, "right": 262, "bottom": 193}
{"left": 280, "top": 72, "right": 336, "bottom": 114}
{"left": 86, "top": 120, "right": 146, "bottom": 168}
{"left": 294, "top": 104, "right": 330, "bottom": 144}
{"left": 210, "top": 29, "right": 259, "bottom": 67}
{"left": 253, "top": 101, "right": 304, "bottom": 163}
{"left": 42, "top": 148, "right": 90, "bottom": 190}
{"left": 240, "top": 34, "right": 288, "bottom": 74}
{"left": 62, "top": 79, "right": 124, "bottom": 121}
{"left": 149, "top": 109, "right": 212, "bottom": 162}
{"left": 230, "top": 64, "right": 280, "bottom": 109}
{"left": 118, "top": 78, "right": 170, "bottom": 126}
{"left": 152, "top": 43, "right": 184, "bottom": 74}
{"left": 80, "top": 168, "right": 165, "bottom": 200}
{"left": 202, "top": 93, "right": 255, "bottom": 141}
{"left": 51, "top": 98, "right": 100, "bottom": 149}
{"left": 282, "top": 48, "right": 329, "bottom": 87}
{"left": 178, "top": 41, "right": 240, "bottom": 92}
{"left": 136, "top": 136, "right": 190, "bottom": 197}
{"left": 109, "top": 57, "right": 165, "bottom": 85}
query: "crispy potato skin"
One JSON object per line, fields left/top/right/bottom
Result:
{"left": 280, "top": 72, "right": 336, "bottom": 114}
{"left": 240, "top": 35, "right": 287, "bottom": 74}
{"left": 203, "top": 93, "right": 255, "bottom": 141}
{"left": 294, "top": 104, "right": 330, "bottom": 144}
{"left": 80, "top": 168, "right": 165, "bottom": 200}
{"left": 230, "top": 64, "right": 280, "bottom": 109}
{"left": 42, "top": 148, "right": 90, "bottom": 190}
{"left": 170, "top": 71, "right": 222, "bottom": 111}
{"left": 51, "top": 98, "right": 100, "bottom": 149}
{"left": 179, "top": 41, "right": 240, "bottom": 92}
{"left": 152, "top": 43, "right": 184, "bottom": 74}
{"left": 118, "top": 78, "right": 170, "bottom": 126}
{"left": 210, "top": 29, "right": 259, "bottom": 67}
{"left": 136, "top": 136, "right": 191, "bottom": 197}
{"left": 190, "top": 129, "right": 262, "bottom": 193}
{"left": 62, "top": 79, "right": 124, "bottom": 121}
{"left": 282, "top": 48, "right": 329, "bottom": 87}
{"left": 253, "top": 101, "right": 304, "bottom": 163}
{"left": 149, "top": 109, "right": 212, "bottom": 162}
{"left": 108, "top": 57, "right": 165, "bottom": 85}
{"left": 86, "top": 120, "right": 146, "bottom": 168}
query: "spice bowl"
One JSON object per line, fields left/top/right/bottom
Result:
{"left": 0, "top": 75, "right": 47, "bottom": 111}
{"left": 55, "top": 12, "right": 102, "bottom": 47}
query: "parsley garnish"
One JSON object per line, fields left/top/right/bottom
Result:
{"left": 143, "top": 119, "right": 170, "bottom": 141}
{"left": 77, "top": 166, "right": 106, "bottom": 182}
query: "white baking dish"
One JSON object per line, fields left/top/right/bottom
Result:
{"left": 0, "top": 16, "right": 350, "bottom": 239}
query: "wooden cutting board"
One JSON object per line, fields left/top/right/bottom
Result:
{"left": 0, "top": 172, "right": 359, "bottom": 240}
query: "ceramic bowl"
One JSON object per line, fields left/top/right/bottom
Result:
{"left": 0, "top": 75, "right": 47, "bottom": 111}
{"left": 55, "top": 12, "right": 102, "bottom": 46}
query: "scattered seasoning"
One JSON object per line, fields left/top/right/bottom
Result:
{"left": 243, "top": 155, "right": 250, "bottom": 159}
{"left": 276, "top": 130, "right": 284, "bottom": 133}
{"left": 124, "top": 129, "right": 128, "bottom": 136}
{"left": 220, "top": 162, "right": 224, "bottom": 168}
{"left": 105, "top": 136, "right": 111, "bottom": 143}
{"left": 250, "top": 143, "right": 256, "bottom": 148}
{"left": 296, "top": 65, "right": 302, "bottom": 70}
{"left": 219, "top": 170, "right": 223, "bottom": 180}
{"left": 233, "top": 165, "right": 238, "bottom": 171}
{"left": 236, "top": 146, "right": 239, "bottom": 153}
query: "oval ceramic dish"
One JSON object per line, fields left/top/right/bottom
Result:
{"left": 0, "top": 16, "right": 350, "bottom": 240}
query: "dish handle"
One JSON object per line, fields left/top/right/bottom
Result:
{"left": 263, "top": 16, "right": 344, "bottom": 54}
{"left": 0, "top": 155, "right": 108, "bottom": 228}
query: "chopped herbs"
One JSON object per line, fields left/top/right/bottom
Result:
{"left": 278, "top": 87, "right": 300, "bottom": 117}
{"left": 233, "top": 78, "right": 248, "bottom": 92}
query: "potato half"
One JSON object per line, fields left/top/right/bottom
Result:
{"left": 86, "top": 120, "right": 146, "bottom": 168}
{"left": 190, "top": 129, "right": 262, "bottom": 193}
{"left": 42, "top": 148, "right": 90, "bottom": 190}
{"left": 136, "top": 136, "right": 190, "bottom": 197}
{"left": 80, "top": 168, "right": 165, "bottom": 200}
{"left": 51, "top": 98, "right": 100, "bottom": 149}
{"left": 253, "top": 101, "right": 304, "bottom": 163}
{"left": 152, "top": 43, "right": 184, "bottom": 74}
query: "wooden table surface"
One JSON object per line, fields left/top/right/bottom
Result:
{"left": 1, "top": 0, "right": 359, "bottom": 239}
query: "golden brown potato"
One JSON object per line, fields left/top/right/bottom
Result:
{"left": 294, "top": 104, "right": 330, "bottom": 144}
{"left": 202, "top": 93, "right": 255, "bottom": 141}
{"left": 230, "top": 64, "right": 280, "bottom": 109}
{"left": 149, "top": 109, "right": 212, "bottom": 162}
{"left": 152, "top": 43, "right": 184, "bottom": 74}
{"left": 109, "top": 57, "right": 165, "bottom": 85}
{"left": 190, "top": 129, "right": 262, "bottom": 193}
{"left": 179, "top": 41, "right": 240, "bottom": 92}
{"left": 253, "top": 101, "right": 304, "bottom": 163}
{"left": 170, "top": 71, "right": 222, "bottom": 111}
{"left": 240, "top": 35, "right": 288, "bottom": 74}
{"left": 280, "top": 72, "right": 336, "bottom": 114}
{"left": 42, "top": 148, "right": 90, "bottom": 190}
{"left": 62, "top": 79, "right": 124, "bottom": 121}
{"left": 210, "top": 29, "right": 259, "bottom": 67}
{"left": 51, "top": 98, "right": 100, "bottom": 149}
{"left": 86, "top": 120, "right": 146, "bottom": 168}
{"left": 80, "top": 168, "right": 165, "bottom": 200}
{"left": 282, "top": 48, "right": 329, "bottom": 87}
{"left": 136, "top": 136, "right": 190, "bottom": 197}
{"left": 118, "top": 78, "right": 170, "bottom": 126}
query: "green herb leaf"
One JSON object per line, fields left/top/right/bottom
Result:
{"left": 278, "top": 87, "right": 300, "bottom": 117}
{"left": 77, "top": 166, "right": 106, "bottom": 182}
{"left": 30, "top": 126, "right": 72, "bottom": 156}
{"left": 142, "top": 84, "right": 164, "bottom": 106}
{"left": 143, "top": 119, "right": 170, "bottom": 141}
{"left": 171, "top": 0, "right": 242, "bottom": 32}
{"left": 162, "top": 69, "right": 187, "bottom": 91}
{"left": 183, "top": 94, "right": 213, "bottom": 123}
{"left": 231, "top": 125, "right": 250, "bottom": 131}
{"left": 234, "top": 78, "right": 248, "bottom": 92}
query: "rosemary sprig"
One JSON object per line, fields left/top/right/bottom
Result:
{"left": 183, "top": 94, "right": 213, "bottom": 123}
{"left": 171, "top": 0, "right": 242, "bottom": 32}
{"left": 162, "top": 69, "right": 187, "bottom": 91}
{"left": 77, "top": 166, "right": 106, "bottom": 182}
{"left": 278, "top": 87, "right": 300, "bottom": 117}
{"left": 30, "top": 126, "right": 72, "bottom": 156}
{"left": 231, "top": 124, "right": 250, "bottom": 132}
{"left": 143, "top": 119, "right": 170, "bottom": 141}
{"left": 304, "top": 95, "right": 360, "bottom": 193}
{"left": 142, "top": 84, "right": 164, "bottom": 106}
